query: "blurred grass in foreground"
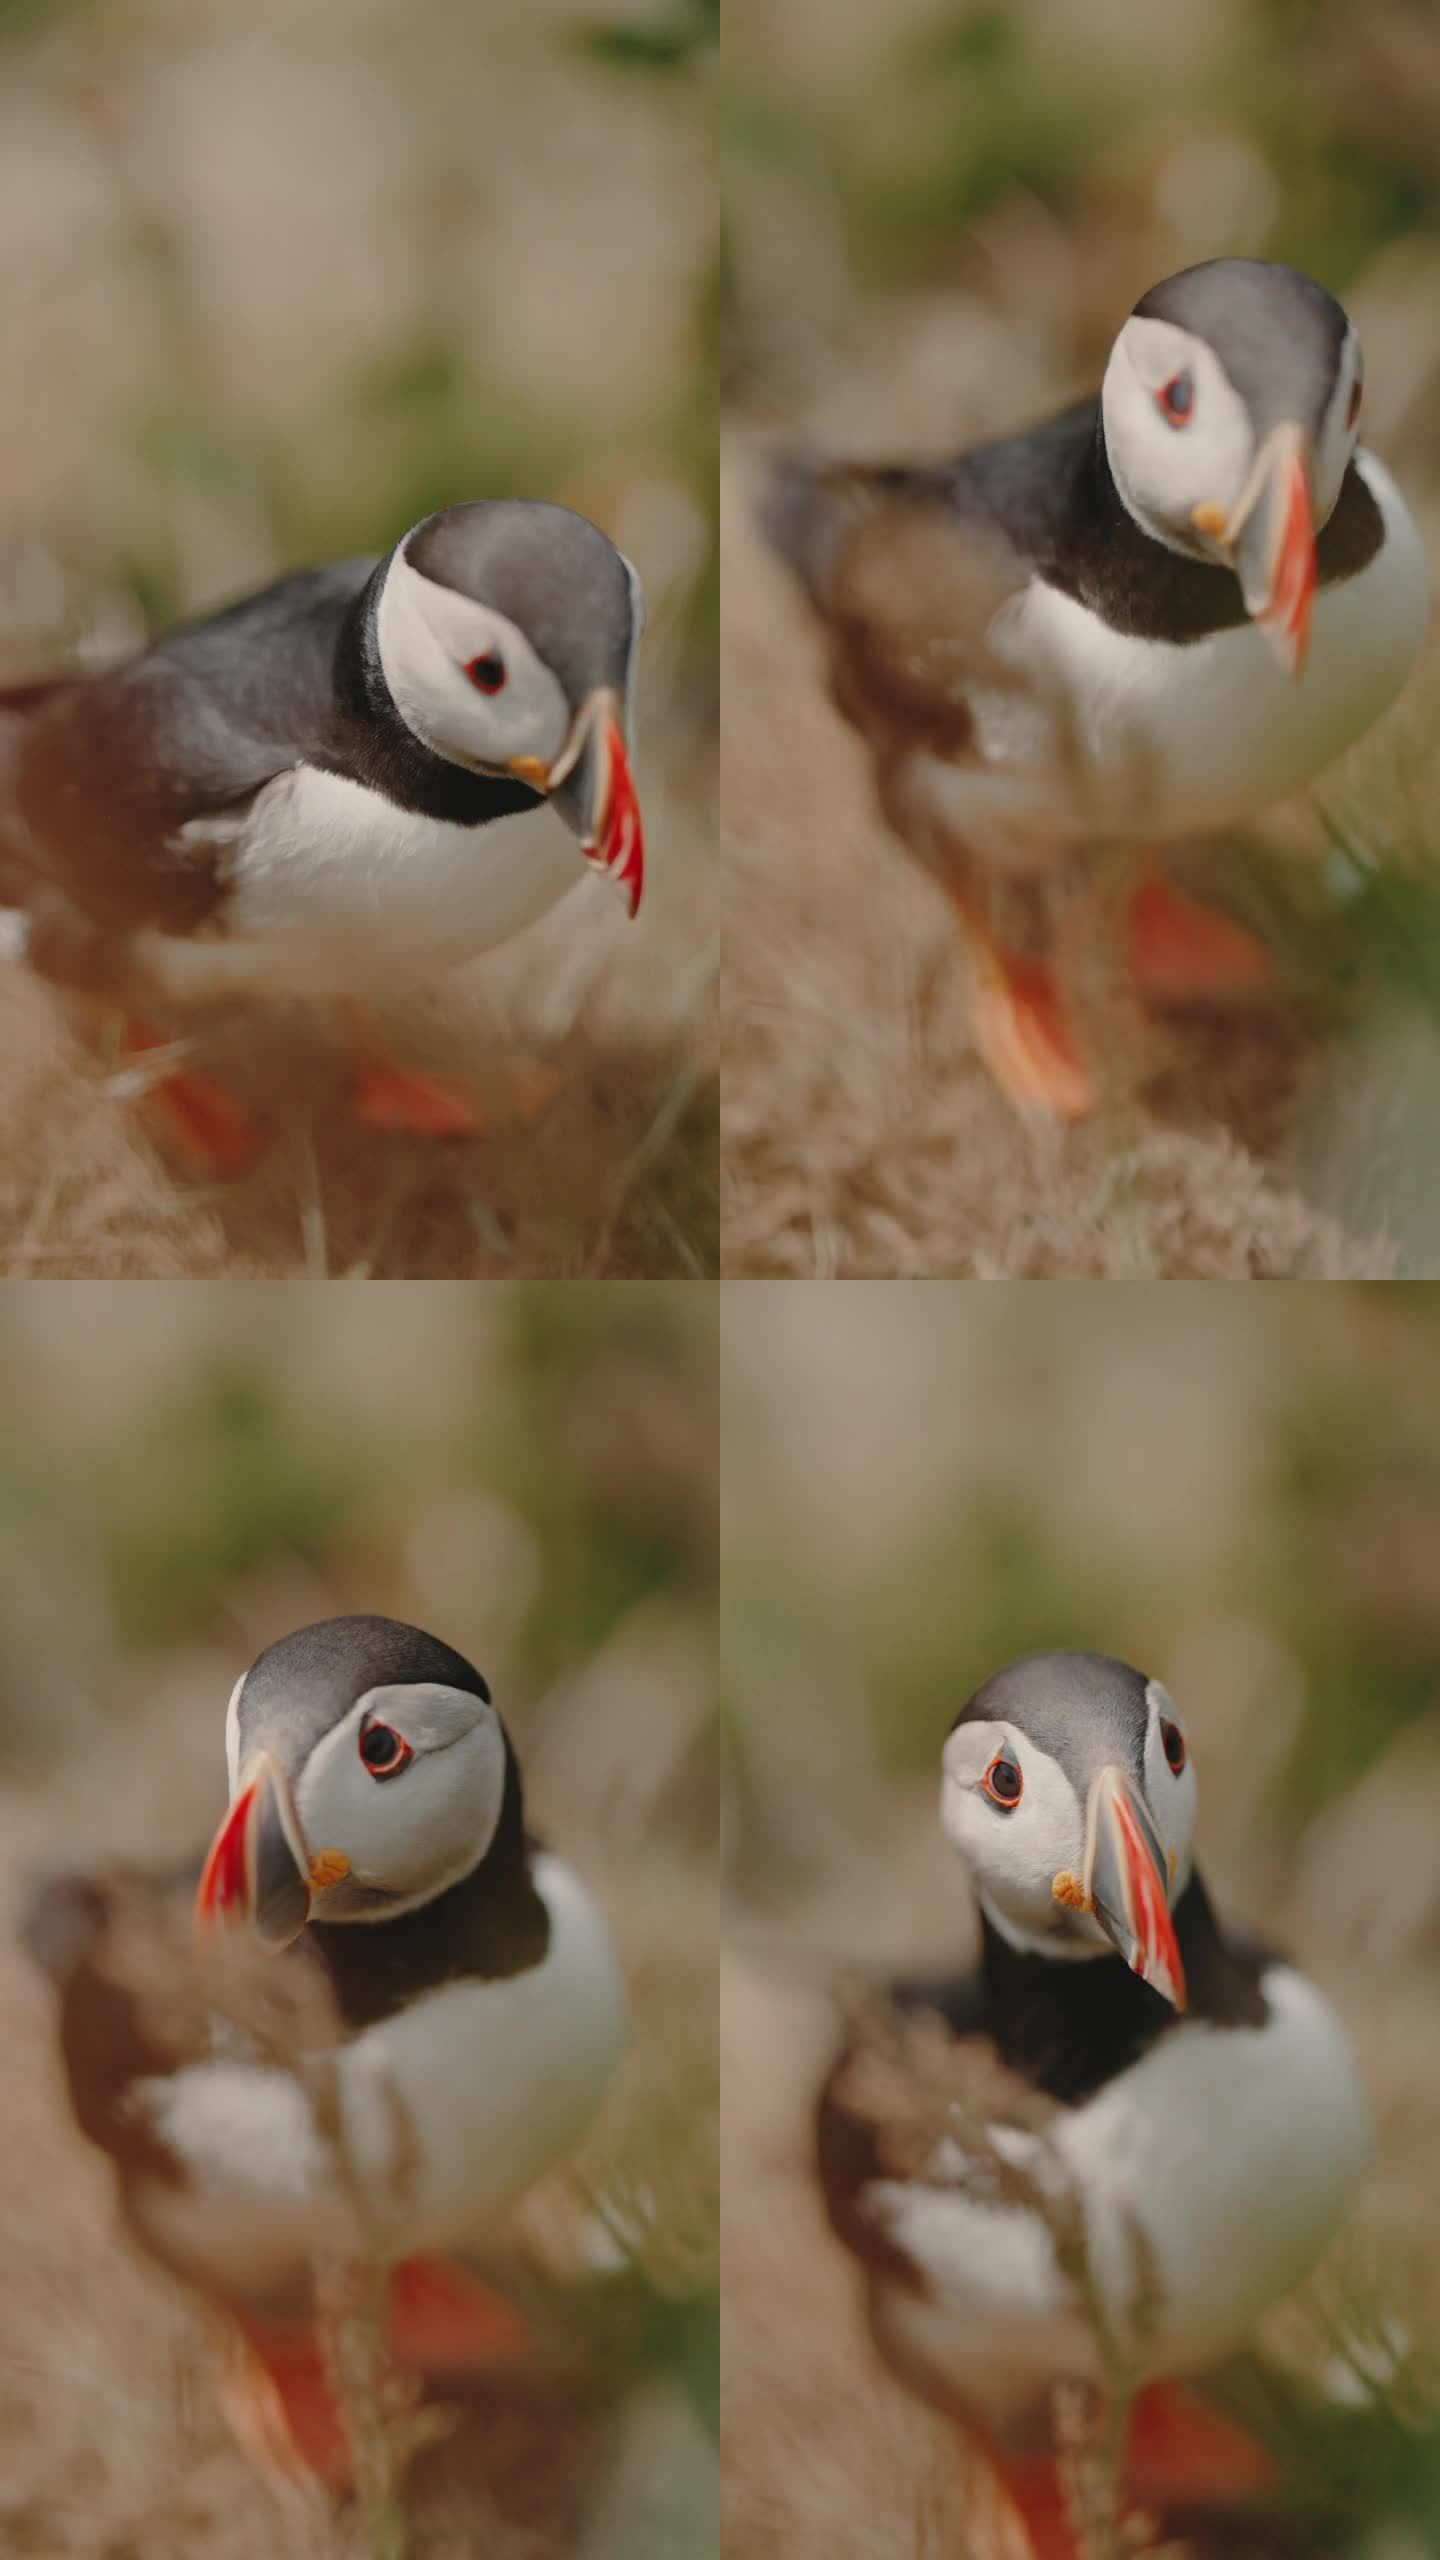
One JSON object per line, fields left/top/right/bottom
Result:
{"left": 0, "top": 0, "right": 718, "bottom": 710}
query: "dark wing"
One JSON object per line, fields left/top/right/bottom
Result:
{"left": 21, "top": 1863, "right": 204, "bottom": 2188}
{"left": 758, "top": 420, "right": 1088, "bottom": 820}
{"left": 6, "top": 558, "right": 377, "bottom": 934}
{"left": 22, "top": 1853, "right": 343, "bottom": 2230}
{"left": 762, "top": 402, "right": 1099, "bottom": 717}
{"left": 815, "top": 1966, "right": 993, "bottom": 2283}
{"left": 762, "top": 401, "right": 1101, "bottom": 613}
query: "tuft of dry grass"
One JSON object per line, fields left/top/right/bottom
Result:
{"left": 720, "top": 1962, "right": 1007, "bottom": 2560}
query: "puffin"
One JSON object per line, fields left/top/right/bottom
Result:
{"left": 23, "top": 1613, "right": 628, "bottom": 2486}
{"left": 817, "top": 1650, "right": 1371, "bottom": 2556}
{"left": 0, "top": 499, "right": 645, "bottom": 1171}
{"left": 764, "top": 257, "right": 1430, "bottom": 1118}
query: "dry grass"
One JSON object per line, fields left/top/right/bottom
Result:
{"left": 0, "top": 853, "right": 718, "bottom": 1280}
{"left": 720, "top": 1962, "right": 1005, "bottom": 2560}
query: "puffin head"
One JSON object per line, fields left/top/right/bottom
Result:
{"left": 1100, "top": 257, "right": 1365, "bottom": 676}
{"left": 940, "top": 1649, "right": 1196, "bottom": 2011}
{"left": 197, "top": 1615, "right": 519, "bottom": 1949}
{"left": 373, "top": 498, "right": 645, "bottom": 915}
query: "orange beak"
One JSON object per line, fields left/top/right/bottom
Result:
{"left": 1082, "top": 1764, "right": 1187, "bottom": 2012}
{"left": 581, "top": 713, "right": 644, "bottom": 918}
{"left": 1196, "top": 421, "right": 1317, "bottom": 678}
{"left": 196, "top": 1751, "right": 313, "bottom": 1951}
{"left": 545, "top": 689, "right": 644, "bottom": 919}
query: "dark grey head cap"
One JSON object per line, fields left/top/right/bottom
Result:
{"left": 951, "top": 1649, "right": 1155, "bottom": 1787}
{"left": 1133, "top": 258, "right": 1351, "bottom": 437}
{"left": 233, "top": 1613, "right": 493, "bottom": 1775}
{"left": 404, "top": 499, "right": 641, "bottom": 707}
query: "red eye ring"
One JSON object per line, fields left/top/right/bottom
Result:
{"left": 1161, "top": 1718, "right": 1187, "bottom": 1776}
{"left": 465, "top": 651, "right": 507, "bottom": 695}
{"left": 982, "top": 1751, "right": 1024, "bottom": 1809}
{"left": 1156, "top": 368, "right": 1195, "bottom": 428}
{"left": 359, "top": 1721, "right": 413, "bottom": 1780}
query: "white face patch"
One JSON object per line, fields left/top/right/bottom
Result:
{"left": 224, "top": 1670, "right": 246, "bottom": 1797}
{"left": 1102, "top": 316, "right": 1256, "bottom": 556}
{"left": 293, "top": 1680, "right": 510, "bottom": 1916}
{"left": 375, "top": 550, "right": 573, "bottom": 777}
{"left": 941, "top": 1720, "right": 1105, "bottom": 1957}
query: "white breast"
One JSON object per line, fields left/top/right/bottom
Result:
{"left": 141, "top": 766, "right": 588, "bottom": 1001}
{"left": 899, "top": 453, "right": 1429, "bottom": 867}
{"left": 864, "top": 1963, "right": 1371, "bottom": 2442}
{"left": 1008, "top": 453, "right": 1429, "bottom": 838}
{"left": 130, "top": 1854, "right": 627, "bottom": 2301}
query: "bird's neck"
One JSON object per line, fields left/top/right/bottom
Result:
{"left": 324, "top": 564, "right": 545, "bottom": 827}
{"left": 979, "top": 1871, "right": 1268, "bottom": 2105}
{"left": 1045, "top": 415, "right": 1254, "bottom": 644}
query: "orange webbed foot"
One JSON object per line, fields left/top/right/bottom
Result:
{"left": 386, "top": 2255, "right": 532, "bottom": 2375}
{"left": 970, "top": 943, "right": 1095, "bottom": 1123}
{"left": 979, "top": 2381, "right": 1277, "bottom": 2559}
{"left": 221, "top": 2261, "right": 531, "bottom": 2490}
{"left": 351, "top": 1061, "right": 488, "bottom": 1140}
{"left": 222, "top": 2314, "right": 353, "bottom": 2491}
{"left": 1127, "top": 875, "right": 1274, "bottom": 1005}
{"left": 114, "top": 1018, "right": 261, "bottom": 1180}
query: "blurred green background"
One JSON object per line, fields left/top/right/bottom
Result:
{"left": 722, "top": 0, "right": 1440, "bottom": 1276}
{"left": 723, "top": 1282, "right": 1440, "bottom": 2556}
{"left": 724, "top": 0, "right": 1440, "bottom": 426}
{"left": 0, "top": 1280, "right": 717, "bottom": 2560}
{"left": 0, "top": 0, "right": 717, "bottom": 708}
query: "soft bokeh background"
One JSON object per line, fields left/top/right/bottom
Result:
{"left": 0, "top": 0, "right": 718, "bottom": 1278}
{"left": 722, "top": 1281, "right": 1440, "bottom": 2558}
{"left": 722, "top": 0, "right": 1440, "bottom": 1279}
{"left": 0, "top": 1280, "right": 718, "bottom": 2560}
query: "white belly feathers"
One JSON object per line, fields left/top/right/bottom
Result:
{"left": 130, "top": 1853, "right": 627, "bottom": 2301}
{"left": 142, "top": 766, "right": 589, "bottom": 1001}
{"left": 864, "top": 1962, "right": 1371, "bottom": 2441}
{"left": 898, "top": 451, "right": 1429, "bottom": 866}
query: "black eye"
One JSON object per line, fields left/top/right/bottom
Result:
{"left": 465, "top": 651, "right": 506, "bottom": 695}
{"left": 1346, "top": 377, "right": 1362, "bottom": 430}
{"left": 1156, "top": 368, "right": 1195, "bottom": 428}
{"left": 982, "top": 1753, "right": 1024, "bottom": 1809}
{"left": 1161, "top": 1718, "right": 1187, "bottom": 1776}
{"left": 359, "top": 1722, "right": 412, "bottom": 1779}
